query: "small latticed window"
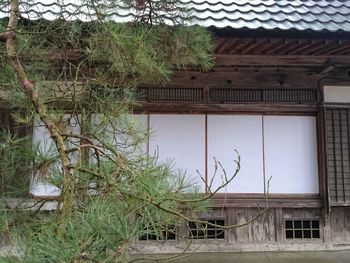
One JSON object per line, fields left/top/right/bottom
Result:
{"left": 139, "top": 224, "right": 176, "bottom": 241}
{"left": 209, "top": 88, "right": 319, "bottom": 103}
{"left": 189, "top": 219, "right": 225, "bottom": 240}
{"left": 138, "top": 87, "right": 203, "bottom": 102}
{"left": 285, "top": 219, "right": 320, "bottom": 239}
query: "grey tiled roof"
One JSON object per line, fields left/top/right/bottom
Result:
{"left": 1, "top": 1, "right": 350, "bottom": 32}
{"left": 186, "top": 0, "right": 350, "bottom": 32}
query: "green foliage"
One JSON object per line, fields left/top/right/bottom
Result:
{"left": 1, "top": 159, "right": 208, "bottom": 262}
{"left": 0, "top": 131, "right": 33, "bottom": 196}
{"left": 18, "top": 201, "right": 136, "bottom": 263}
{"left": 87, "top": 23, "right": 213, "bottom": 85}
{"left": 10, "top": 21, "right": 213, "bottom": 89}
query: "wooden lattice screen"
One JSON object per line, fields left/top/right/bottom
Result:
{"left": 210, "top": 89, "right": 318, "bottom": 103}
{"left": 138, "top": 87, "right": 203, "bottom": 102}
{"left": 326, "top": 108, "right": 350, "bottom": 204}
{"left": 137, "top": 87, "right": 319, "bottom": 104}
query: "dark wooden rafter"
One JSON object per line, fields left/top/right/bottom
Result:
{"left": 215, "top": 37, "right": 227, "bottom": 54}
{"left": 230, "top": 38, "right": 256, "bottom": 54}
{"left": 12, "top": 36, "right": 350, "bottom": 72}
{"left": 254, "top": 38, "right": 285, "bottom": 55}
{"left": 282, "top": 39, "right": 312, "bottom": 55}
{"left": 265, "top": 39, "right": 299, "bottom": 55}
{"left": 307, "top": 39, "right": 339, "bottom": 55}
{"left": 312, "top": 40, "right": 341, "bottom": 56}
{"left": 327, "top": 42, "right": 350, "bottom": 55}
{"left": 215, "top": 37, "right": 350, "bottom": 56}
{"left": 289, "top": 39, "right": 326, "bottom": 55}
{"left": 240, "top": 38, "right": 269, "bottom": 55}
{"left": 224, "top": 39, "right": 242, "bottom": 54}
{"left": 266, "top": 39, "right": 299, "bottom": 55}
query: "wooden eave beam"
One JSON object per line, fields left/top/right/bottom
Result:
{"left": 215, "top": 54, "right": 350, "bottom": 67}
{"left": 210, "top": 193, "right": 322, "bottom": 208}
{"left": 137, "top": 102, "right": 319, "bottom": 114}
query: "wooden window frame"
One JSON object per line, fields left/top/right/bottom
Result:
{"left": 139, "top": 111, "right": 322, "bottom": 207}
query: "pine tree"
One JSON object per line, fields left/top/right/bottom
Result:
{"left": 0, "top": 1, "right": 266, "bottom": 261}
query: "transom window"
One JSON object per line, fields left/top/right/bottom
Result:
{"left": 189, "top": 219, "right": 225, "bottom": 240}
{"left": 285, "top": 219, "right": 320, "bottom": 239}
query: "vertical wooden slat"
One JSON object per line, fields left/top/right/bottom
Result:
{"left": 331, "top": 109, "right": 338, "bottom": 202}
{"left": 262, "top": 116, "right": 266, "bottom": 194}
{"left": 319, "top": 109, "right": 331, "bottom": 242}
{"left": 320, "top": 109, "right": 331, "bottom": 214}
{"left": 275, "top": 208, "right": 283, "bottom": 242}
{"left": 205, "top": 114, "right": 208, "bottom": 193}
{"left": 339, "top": 110, "right": 345, "bottom": 202}
{"left": 347, "top": 111, "right": 350, "bottom": 202}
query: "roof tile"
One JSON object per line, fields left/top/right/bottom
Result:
{"left": 185, "top": 0, "right": 350, "bottom": 32}
{"left": 0, "top": 1, "right": 349, "bottom": 32}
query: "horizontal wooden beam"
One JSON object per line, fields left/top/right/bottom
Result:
{"left": 168, "top": 71, "right": 320, "bottom": 88}
{"left": 210, "top": 193, "right": 323, "bottom": 208}
{"left": 137, "top": 102, "right": 319, "bottom": 114}
{"left": 215, "top": 54, "right": 350, "bottom": 67}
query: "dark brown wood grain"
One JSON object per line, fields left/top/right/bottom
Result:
{"left": 215, "top": 54, "right": 350, "bottom": 67}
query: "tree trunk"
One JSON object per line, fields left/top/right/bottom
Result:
{"left": 2, "top": 0, "right": 74, "bottom": 223}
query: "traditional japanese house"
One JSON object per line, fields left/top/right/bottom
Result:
{"left": 132, "top": 0, "right": 350, "bottom": 252}
{"left": 2, "top": 0, "right": 350, "bottom": 253}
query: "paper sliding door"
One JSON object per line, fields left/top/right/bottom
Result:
{"left": 149, "top": 114, "right": 206, "bottom": 192}
{"left": 207, "top": 115, "right": 264, "bottom": 193}
{"left": 264, "top": 116, "right": 319, "bottom": 194}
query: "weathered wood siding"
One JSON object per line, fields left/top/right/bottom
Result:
{"left": 330, "top": 207, "right": 350, "bottom": 242}
{"left": 229, "top": 208, "right": 276, "bottom": 243}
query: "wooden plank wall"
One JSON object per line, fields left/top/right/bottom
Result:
{"left": 330, "top": 207, "right": 350, "bottom": 242}
{"left": 134, "top": 207, "right": 325, "bottom": 251}
{"left": 228, "top": 208, "right": 323, "bottom": 244}
{"left": 230, "top": 208, "right": 276, "bottom": 243}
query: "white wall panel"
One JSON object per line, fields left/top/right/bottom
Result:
{"left": 116, "top": 114, "right": 148, "bottom": 156}
{"left": 149, "top": 114, "right": 206, "bottom": 191}
{"left": 207, "top": 115, "right": 264, "bottom": 193}
{"left": 324, "top": 85, "right": 350, "bottom": 103}
{"left": 91, "top": 114, "right": 148, "bottom": 157}
{"left": 264, "top": 116, "right": 319, "bottom": 193}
